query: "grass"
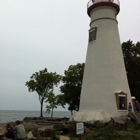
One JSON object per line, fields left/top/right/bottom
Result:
{"left": 36, "top": 122, "right": 140, "bottom": 140}
{"left": 68, "top": 122, "right": 140, "bottom": 140}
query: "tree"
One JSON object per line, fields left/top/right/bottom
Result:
{"left": 46, "top": 92, "right": 65, "bottom": 118}
{"left": 25, "top": 68, "right": 61, "bottom": 117}
{"left": 60, "top": 63, "right": 85, "bottom": 114}
{"left": 122, "top": 40, "right": 140, "bottom": 101}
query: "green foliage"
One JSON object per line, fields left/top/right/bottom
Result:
{"left": 69, "top": 123, "right": 140, "bottom": 140}
{"left": 56, "top": 94, "right": 66, "bottom": 108}
{"left": 60, "top": 63, "right": 85, "bottom": 112}
{"left": 45, "top": 92, "right": 65, "bottom": 117}
{"left": 49, "top": 131, "right": 59, "bottom": 140}
{"left": 122, "top": 40, "right": 140, "bottom": 101}
{"left": 46, "top": 92, "right": 57, "bottom": 115}
{"left": 68, "top": 123, "right": 76, "bottom": 137}
{"left": 36, "top": 135, "right": 42, "bottom": 140}
{"left": 127, "top": 124, "right": 140, "bottom": 132}
{"left": 70, "top": 138, "right": 78, "bottom": 140}
{"left": 25, "top": 68, "right": 61, "bottom": 117}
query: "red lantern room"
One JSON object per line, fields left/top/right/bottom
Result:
{"left": 87, "top": 0, "right": 120, "bottom": 17}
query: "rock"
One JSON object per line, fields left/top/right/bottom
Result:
{"left": 119, "top": 116, "right": 129, "bottom": 123}
{"left": 32, "top": 128, "right": 40, "bottom": 137}
{"left": 108, "top": 117, "right": 127, "bottom": 127}
{"left": 56, "top": 131, "right": 64, "bottom": 135}
{"left": 38, "top": 125, "right": 53, "bottom": 131}
{"left": 23, "top": 117, "right": 38, "bottom": 122}
{"left": 127, "top": 117, "right": 131, "bottom": 122}
{"left": 3, "top": 115, "right": 140, "bottom": 140}
{"left": 0, "top": 129, "right": 5, "bottom": 136}
{"left": 116, "top": 131, "right": 134, "bottom": 136}
{"left": 26, "top": 131, "right": 35, "bottom": 139}
{"left": 128, "top": 112, "right": 140, "bottom": 123}
{"left": 92, "top": 132, "right": 101, "bottom": 137}
{"left": 84, "top": 126, "right": 91, "bottom": 133}
{"left": 37, "top": 129, "right": 53, "bottom": 137}
{"left": 22, "top": 122, "right": 40, "bottom": 132}
{"left": 59, "top": 135, "right": 70, "bottom": 140}
{"left": 62, "top": 127, "right": 69, "bottom": 134}
{"left": 23, "top": 117, "right": 69, "bottom": 122}
{"left": 84, "top": 122, "right": 95, "bottom": 128}
{"left": 53, "top": 124, "right": 64, "bottom": 130}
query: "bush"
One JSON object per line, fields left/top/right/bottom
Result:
{"left": 69, "top": 123, "right": 76, "bottom": 137}
{"left": 50, "top": 130, "right": 59, "bottom": 140}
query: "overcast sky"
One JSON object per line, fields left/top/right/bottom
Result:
{"left": 0, "top": 0, "right": 140, "bottom": 111}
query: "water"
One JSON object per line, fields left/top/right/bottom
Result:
{"left": 0, "top": 110, "right": 71, "bottom": 124}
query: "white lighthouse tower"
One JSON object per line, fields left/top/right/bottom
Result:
{"left": 71, "top": 0, "right": 132, "bottom": 123}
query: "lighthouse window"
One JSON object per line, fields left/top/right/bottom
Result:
{"left": 89, "top": 27, "right": 97, "bottom": 42}
{"left": 89, "top": 31, "right": 95, "bottom": 41}
{"left": 119, "top": 96, "right": 126, "bottom": 110}
{"left": 115, "top": 92, "right": 127, "bottom": 110}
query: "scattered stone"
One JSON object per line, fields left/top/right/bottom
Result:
{"left": 128, "top": 112, "right": 140, "bottom": 123}
{"left": 56, "top": 131, "right": 64, "bottom": 135}
{"left": 53, "top": 124, "right": 64, "bottom": 130}
{"left": 116, "top": 131, "right": 137, "bottom": 137}
{"left": 26, "top": 131, "right": 35, "bottom": 139}
{"left": 2, "top": 113, "right": 140, "bottom": 140}
{"left": 84, "top": 126, "right": 91, "bottom": 133}
{"left": 108, "top": 116, "right": 131, "bottom": 127}
{"left": 59, "top": 135, "right": 70, "bottom": 140}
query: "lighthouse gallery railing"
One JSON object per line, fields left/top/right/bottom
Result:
{"left": 87, "top": 0, "right": 120, "bottom": 9}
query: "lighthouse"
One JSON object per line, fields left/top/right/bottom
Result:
{"left": 71, "top": 0, "right": 132, "bottom": 122}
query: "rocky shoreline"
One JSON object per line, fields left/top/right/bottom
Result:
{"left": 0, "top": 117, "right": 71, "bottom": 140}
{"left": 0, "top": 112, "right": 140, "bottom": 140}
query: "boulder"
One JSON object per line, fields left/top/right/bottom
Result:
{"left": 84, "top": 126, "right": 91, "bottom": 133}
{"left": 108, "top": 116, "right": 129, "bottom": 127}
{"left": 128, "top": 112, "right": 140, "bottom": 123}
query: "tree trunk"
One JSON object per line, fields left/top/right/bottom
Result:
{"left": 71, "top": 110, "right": 73, "bottom": 116}
{"left": 51, "top": 108, "right": 54, "bottom": 118}
{"left": 40, "top": 100, "right": 44, "bottom": 117}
